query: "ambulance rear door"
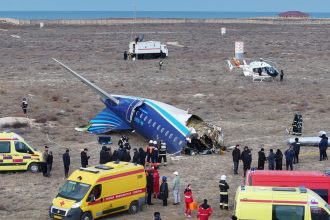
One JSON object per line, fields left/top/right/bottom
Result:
{"left": 0, "top": 140, "right": 12, "bottom": 170}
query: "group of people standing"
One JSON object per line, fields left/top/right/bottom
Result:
{"left": 232, "top": 142, "right": 299, "bottom": 177}
{"left": 233, "top": 134, "right": 329, "bottom": 176}
{"left": 41, "top": 146, "right": 70, "bottom": 178}
{"left": 146, "top": 168, "right": 213, "bottom": 219}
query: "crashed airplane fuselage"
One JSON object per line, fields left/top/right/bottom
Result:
{"left": 53, "top": 59, "right": 223, "bottom": 155}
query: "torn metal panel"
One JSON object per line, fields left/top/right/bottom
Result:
{"left": 186, "top": 116, "right": 224, "bottom": 153}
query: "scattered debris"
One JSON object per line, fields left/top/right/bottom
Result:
{"left": 10, "top": 34, "right": 21, "bottom": 39}
{"left": 167, "top": 41, "right": 184, "bottom": 47}
{"left": 193, "top": 93, "right": 206, "bottom": 98}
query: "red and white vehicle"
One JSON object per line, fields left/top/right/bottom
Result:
{"left": 128, "top": 40, "right": 168, "bottom": 59}
{"left": 245, "top": 170, "right": 330, "bottom": 204}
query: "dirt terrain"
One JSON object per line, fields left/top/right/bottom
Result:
{"left": 0, "top": 22, "right": 330, "bottom": 220}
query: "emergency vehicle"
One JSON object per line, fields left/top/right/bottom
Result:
{"left": 128, "top": 40, "right": 168, "bottom": 59}
{"left": 49, "top": 162, "right": 146, "bottom": 220}
{"left": 245, "top": 170, "right": 330, "bottom": 204}
{"left": 0, "top": 131, "right": 42, "bottom": 172}
{"left": 233, "top": 186, "right": 330, "bottom": 220}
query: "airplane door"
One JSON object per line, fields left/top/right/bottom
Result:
{"left": 126, "top": 99, "right": 144, "bottom": 123}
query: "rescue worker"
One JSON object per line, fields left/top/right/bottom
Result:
{"left": 219, "top": 175, "right": 229, "bottom": 210}
{"left": 42, "top": 146, "right": 49, "bottom": 177}
{"left": 118, "top": 136, "right": 125, "bottom": 148}
{"left": 297, "top": 114, "right": 303, "bottom": 136}
{"left": 146, "top": 140, "right": 154, "bottom": 164}
{"left": 153, "top": 166, "right": 160, "bottom": 199}
{"left": 292, "top": 114, "right": 298, "bottom": 135}
{"left": 285, "top": 146, "right": 295, "bottom": 170}
{"left": 267, "top": 149, "right": 275, "bottom": 170}
{"left": 158, "top": 142, "right": 167, "bottom": 166}
{"left": 99, "top": 145, "right": 109, "bottom": 164}
{"left": 138, "top": 147, "right": 146, "bottom": 167}
{"left": 81, "top": 148, "right": 90, "bottom": 168}
{"left": 275, "top": 149, "right": 283, "bottom": 170}
{"left": 21, "top": 98, "right": 28, "bottom": 115}
{"left": 132, "top": 148, "right": 140, "bottom": 164}
{"left": 232, "top": 144, "right": 240, "bottom": 175}
{"left": 152, "top": 140, "right": 159, "bottom": 164}
{"left": 292, "top": 137, "right": 301, "bottom": 164}
{"left": 280, "top": 70, "right": 284, "bottom": 81}
{"left": 62, "top": 149, "right": 70, "bottom": 178}
{"left": 257, "top": 148, "right": 266, "bottom": 170}
{"left": 319, "top": 132, "right": 328, "bottom": 161}
{"left": 241, "top": 146, "right": 252, "bottom": 177}
{"left": 160, "top": 176, "right": 169, "bottom": 206}
{"left": 123, "top": 137, "right": 131, "bottom": 151}
{"left": 46, "top": 151, "right": 53, "bottom": 177}
{"left": 184, "top": 184, "right": 193, "bottom": 218}
{"left": 146, "top": 169, "right": 154, "bottom": 205}
{"left": 172, "top": 171, "right": 181, "bottom": 205}
{"left": 159, "top": 60, "right": 164, "bottom": 70}
{"left": 197, "top": 199, "right": 213, "bottom": 220}
{"left": 124, "top": 51, "right": 128, "bottom": 60}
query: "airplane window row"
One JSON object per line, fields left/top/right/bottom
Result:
{"left": 135, "top": 110, "right": 183, "bottom": 145}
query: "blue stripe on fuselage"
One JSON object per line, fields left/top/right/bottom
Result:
{"left": 145, "top": 100, "right": 190, "bottom": 136}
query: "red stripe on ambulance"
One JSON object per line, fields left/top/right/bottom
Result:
{"left": 96, "top": 169, "right": 145, "bottom": 183}
{"left": 13, "top": 159, "right": 23, "bottom": 163}
{"left": 88, "top": 188, "right": 146, "bottom": 206}
{"left": 104, "top": 188, "right": 146, "bottom": 202}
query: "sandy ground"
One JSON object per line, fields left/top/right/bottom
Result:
{"left": 0, "top": 22, "right": 330, "bottom": 220}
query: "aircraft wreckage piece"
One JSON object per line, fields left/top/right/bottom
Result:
{"left": 287, "top": 131, "right": 327, "bottom": 146}
{"left": 52, "top": 58, "right": 224, "bottom": 155}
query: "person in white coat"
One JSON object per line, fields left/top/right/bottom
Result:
{"left": 172, "top": 171, "right": 181, "bottom": 205}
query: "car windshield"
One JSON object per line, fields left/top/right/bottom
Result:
{"left": 58, "top": 181, "right": 90, "bottom": 201}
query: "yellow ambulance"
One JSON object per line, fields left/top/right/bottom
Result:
{"left": 0, "top": 131, "right": 42, "bottom": 172}
{"left": 233, "top": 186, "right": 330, "bottom": 220}
{"left": 49, "top": 162, "right": 146, "bottom": 220}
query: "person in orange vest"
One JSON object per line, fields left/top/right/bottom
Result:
{"left": 197, "top": 199, "right": 213, "bottom": 220}
{"left": 153, "top": 166, "right": 160, "bottom": 198}
{"left": 184, "top": 184, "right": 193, "bottom": 218}
{"left": 146, "top": 140, "right": 154, "bottom": 164}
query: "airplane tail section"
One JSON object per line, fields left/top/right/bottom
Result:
{"left": 52, "top": 58, "right": 119, "bottom": 105}
{"left": 76, "top": 108, "right": 132, "bottom": 134}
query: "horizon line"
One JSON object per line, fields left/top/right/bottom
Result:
{"left": 0, "top": 10, "right": 329, "bottom": 13}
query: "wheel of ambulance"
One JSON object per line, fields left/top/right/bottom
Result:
{"left": 160, "top": 52, "right": 166, "bottom": 58}
{"left": 81, "top": 212, "right": 93, "bottom": 220}
{"left": 28, "top": 162, "right": 39, "bottom": 173}
{"left": 128, "top": 200, "right": 139, "bottom": 215}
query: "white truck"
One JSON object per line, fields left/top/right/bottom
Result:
{"left": 126, "top": 40, "right": 168, "bottom": 59}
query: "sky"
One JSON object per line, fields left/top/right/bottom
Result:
{"left": 0, "top": 0, "right": 329, "bottom": 12}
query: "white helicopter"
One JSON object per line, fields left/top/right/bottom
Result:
{"left": 227, "top": 58, "right": 280, "bottom": 82}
